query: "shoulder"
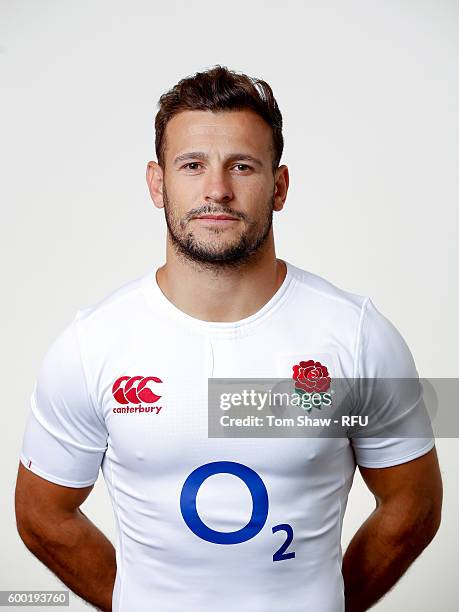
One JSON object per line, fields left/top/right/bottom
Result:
{"left": 76, "top": 270, "right": 152, "bottom": 325}
{"left": 286, "top": 261, "right": 415, "bottom": 375}
{"left": 68, "top": 269, "right": 156, "bottom": 359}
{"left": 286, "top": 260, "right": 368, "bottom": 315}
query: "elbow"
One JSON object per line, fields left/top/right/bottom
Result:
{"left": 15, "top": 484, "right": 44, "bottom": 554}
{"left": 416, "top": 489, "right": 443, "bottom": 544}
{"left": 413, "top": 510, "right": 441, "bottom": 550}
{"left": 394, "top": 497, "right": 442, "bottom": 552}
{"left": 421, "top": 502, "right": 442, "bottom": 543}
{"left": 378, "top": 491, "right": 442, "bottom": 554}
{"left": 15, "top": 504, "right": 40, "bottom": 553}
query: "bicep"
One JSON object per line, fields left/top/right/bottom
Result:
{"left": 16, "top": 461, "right": 94, "bottom": 513}
{"left": 359, "top": 447, "right": 443, "bottom": 524}
{"left": 15, "top": 461, "right": 94, "bottom": 538}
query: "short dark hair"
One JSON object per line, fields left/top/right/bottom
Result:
{"left": 155, "top": 65, "right": 283, "bottom": 172}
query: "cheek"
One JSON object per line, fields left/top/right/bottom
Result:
{"left": 166, "top": 177, "right": 203, "bottom": 210}
{"left": 234, "top": 178, "right": 272, "bottom": 209}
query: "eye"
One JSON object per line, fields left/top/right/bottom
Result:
{"left": 182, "top": 162, "right": 202, "bottom": 171}
{"left": 233, "top": 164, "right": 251, "bottom": 172}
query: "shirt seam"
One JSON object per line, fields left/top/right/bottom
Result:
{"left": 353, "top": 296, "right": 370, "bottom": 381}
{"left": 19, "top": 454, "right": 97, "bottom": 488}
{"left": 294, "top": 267, "right": 366, "bottom": 313}
{"left": 74, "top": 312, "right": 107, "bottom": 431}
{"left": 29, "top": 392, "right": 106, "bottom": 452}
{"left": 356, "top": 439, "right": 435, "bottom": 467}
{"left": 107, "top": 454, "right": 125, "bottom": 612}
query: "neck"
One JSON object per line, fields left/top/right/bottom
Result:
{"left": 155, "top": 234, "right": 286, "bottom": 323}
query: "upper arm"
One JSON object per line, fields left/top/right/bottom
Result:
{"left": 19, "top": 316, "right": 108, "bottom": 489}
{"left": 16, "top": 316, "right": 108, "bottom": 540}
{"left": 359, "top": 446, "right": 443, "bottom": 532}
{"left": 15, "top": 461, "right": 94, "bottom": 532}
{"left": 351, "top": 298, "right": 436, "bottom": 468}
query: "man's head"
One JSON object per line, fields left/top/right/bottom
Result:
{"left": 146, "top": 65, "right": 289, "bottom": 269}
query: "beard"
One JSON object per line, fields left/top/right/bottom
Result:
{"left": 162, "top": 182, "right": 275, "bottom": 269}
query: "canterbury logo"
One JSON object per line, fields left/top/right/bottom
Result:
{"left": 112, "top": 376, "right": 162, "bottom": 405}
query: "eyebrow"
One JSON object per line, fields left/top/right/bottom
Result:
{"left": 173, "top": 151, "right": 264, "bottom": 167}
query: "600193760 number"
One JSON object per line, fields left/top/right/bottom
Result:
{"left": 0, "top": 591, "right": 69, "bottom": 606}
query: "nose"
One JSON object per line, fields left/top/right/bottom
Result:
{"left": 203, "top": 168, "right": 233, "bottom": 204}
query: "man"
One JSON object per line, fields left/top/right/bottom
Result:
{"left": 15, "top": 65, "right": 442, "bottom": 612}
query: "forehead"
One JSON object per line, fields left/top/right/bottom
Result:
{"left": 163, "top": 109, "right": 272, "bottom": 157}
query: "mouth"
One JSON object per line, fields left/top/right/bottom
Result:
{"left": 194, "top": 214, "right": 239, "bottom": 221}
{"left": 192, "top": 214, "right": 240, "bottom": 226}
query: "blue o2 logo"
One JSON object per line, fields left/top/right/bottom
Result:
{"left": 180, "top": 461, "right": 268, "bottom": 544}
{"left": 180, "top": 461, "right": 295, "bottom": 561}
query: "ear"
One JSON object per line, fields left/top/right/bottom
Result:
{"left": 273, "top": 165, "right": 289, "bottom": 212}
{"left": 146, "top": 161, "right": 164, "bottom": 209}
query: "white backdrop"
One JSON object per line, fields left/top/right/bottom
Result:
{"left": 1, "top": 0, "right": 458, "bottom": 610}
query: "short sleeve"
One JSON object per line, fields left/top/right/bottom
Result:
{"left": 350, "top": 298, "right": 435, "bottom": 468}
{"left": 20, "top": 316, "right": 108, "bottom": 487}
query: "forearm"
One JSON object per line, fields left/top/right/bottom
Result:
{"left": 342, "top": 501, "right": 438, "bottom": 612}
{"left": 18, "top": 508, "right": 116, "bottom": 612}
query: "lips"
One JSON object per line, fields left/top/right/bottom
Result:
{"left": 194, "top": 215, "right": 239, "bottom": 220}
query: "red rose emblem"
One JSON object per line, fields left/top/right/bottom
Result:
{"left": 292, "top": 360, "right": 331, "bottom": 393}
